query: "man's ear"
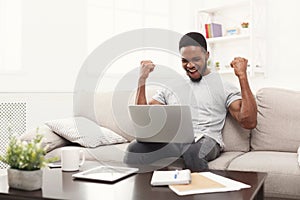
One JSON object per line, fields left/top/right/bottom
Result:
{"left": 206, "top": 51, "right": 210, "bottom": 61}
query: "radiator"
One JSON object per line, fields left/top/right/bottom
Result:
{"left": 0, "top": 102, "right": 26, "bottom": 169}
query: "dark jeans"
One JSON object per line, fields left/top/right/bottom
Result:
{"left": 123, "top": 136, "right": 221, "bottom": 172}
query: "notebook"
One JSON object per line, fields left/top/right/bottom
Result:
{"left": 72, "top": 166, "right": 139, "bottom": 183}
{"left": 150, "top": 169, "right": 191, "bottom": 186}
{"left": 128, "top": 105, "right": 194, "bottom": 143}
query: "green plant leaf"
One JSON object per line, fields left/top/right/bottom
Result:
{"left": 1, "top": 130, "right": 59, "bottom": 170}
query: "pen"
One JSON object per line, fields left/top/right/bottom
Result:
{"left": 174, "top": 170, "right": 179, "bottom": 179}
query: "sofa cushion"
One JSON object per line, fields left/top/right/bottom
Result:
{"left": 251, "top": 88, "right": 300, "bottom": 152}
{"left": 19, "top": 125, "right": 71, "bottom": 152}
{"left": 208, "top": 151, "right": 245, "bottom": 170}
{"left": 46, "top": 143, "right": 129, "bottom": 163}
{"left": 94, "top": 90, "right": 158, "bottom": 141}
{"left": 45, "top": 116, "right": 127, "bottom": 148}
{"left": 94, "top": 91, "right": 136, "bottom": 141}
{"left": 227, "top": 151, "right": 300, "bottom": 199}
{"left": 222, "top": 113, "right": 251, "bottom": 152}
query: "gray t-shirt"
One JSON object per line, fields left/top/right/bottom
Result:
{"left": 152, "top": 72, "right": 241, "bottom": 148}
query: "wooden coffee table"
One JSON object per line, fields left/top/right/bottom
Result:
{"left": 0, "top": 162, "right": 267, "bottom": 200}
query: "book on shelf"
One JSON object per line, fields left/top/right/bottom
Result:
{"left": 205, "top": 24, "right": 210, "bottom": 38}
{"left": 150, "top": 169, "right": 191, "bottom": 186}
{"left": 204, "top": 23, "right": 222, "bottom": 38}
{"left": 169, "top": 172, "right": 250, "bottom": 196}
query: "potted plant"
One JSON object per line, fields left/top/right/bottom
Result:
{"left": 215, "top": 61, "right": 220, "bottom": 71}
{"left": 240, "top": 22, "right": 249, "bottom": 34}
{"left": 0, "top": 130, "right": 57, "bottom": 191}
{"left": 241, "top": 22, "right": 249, "bottom": 28}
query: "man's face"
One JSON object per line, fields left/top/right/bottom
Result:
{"left": 180, "top": 46, "right": 209, "bottom": 82}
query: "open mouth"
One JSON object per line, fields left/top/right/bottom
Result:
{"left": 186, "top": 68, "right": 198, "bottom": 74}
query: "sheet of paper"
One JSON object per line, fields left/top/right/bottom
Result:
{"left": 169, "top": 172, "right": 250, "bottom": 196}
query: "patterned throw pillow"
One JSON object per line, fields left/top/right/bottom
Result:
{"left": 45, "top": 117, "right": 127, "bottom": 148}
{"left": 19, "top": 125, "right": 71, "bottom": 152}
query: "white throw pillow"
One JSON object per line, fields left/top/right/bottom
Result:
{"left": 45, "top": 117, "right": 127, "bottom": 148}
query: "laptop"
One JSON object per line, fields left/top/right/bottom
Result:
{"left": 72, "top": 165, "right": 139, "bottom": 183}
{"left": 128, "top": 105, "right": 194, "bottom": 143}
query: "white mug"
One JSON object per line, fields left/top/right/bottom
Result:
{"left": 61, "top": 147, "right": 85, "bottom": 171}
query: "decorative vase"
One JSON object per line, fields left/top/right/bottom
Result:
{"left": 240, "top": 27, "right": 249, "bottom": 35}
{"left": 7, "top": 168, "right": 43, "bottom": 191}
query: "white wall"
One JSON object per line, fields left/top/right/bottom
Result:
{"left": 0, "top": 0, "right": 87, "bottom": 92}
{"left": 2, "top": 0, "right": 300, "bottom": 93}
{"left": 89, "top": 0, "right": 201, "bottom": 92}
{"left": 0, "top": 0, "right": 209, "bottom": 94}
{"left": 1, "top": 0, "right": 300, "bottom": 132}
{"left": 255, "top": 0, "right": 300, "bottom": 91}
{"left": 97, "top": 0, "right": 300, "bottom": 93}
{"left": 0, "top": 0, "right": 200, "bottom": 130}
{"left": 0, "top": 0, "right": 87, "bottom": 131}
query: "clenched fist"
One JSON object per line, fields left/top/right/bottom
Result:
{"left": 230, "top": 57, "right": 248, "bottom": 78}
{"left": 139, "top": 60, "right": 155, "bottom": 81}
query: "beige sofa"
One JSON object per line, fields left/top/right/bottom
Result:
{"left": 209, "top": 88, "right": 300, "bottom": 200}
{"left": 31, "top": 87, "right": 300, "bottom": 200}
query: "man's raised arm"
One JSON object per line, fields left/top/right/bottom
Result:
{"left": 228, "top": 57, "right": 257, "bottom": 129}
{"left": 135, "top": 60, "right": 162, "bottom": 105}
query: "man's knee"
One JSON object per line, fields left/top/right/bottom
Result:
{"left": 198, "top": 137, "right": 220, "bottom": 161}
{"left": 126, "top": 141, "right": 141, "bottom": 153}
{"left": 182, "top": 152, "right": 208, "bottom": 172}
{"left": 123, "top": 141, "right": 160, "bottom": 164}
{"left": 182, "top": 137, "right": 221, "bottom": 171}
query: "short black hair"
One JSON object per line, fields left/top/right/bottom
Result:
{"left": 179, "top": 32, "right": 207, "bottom": 51}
